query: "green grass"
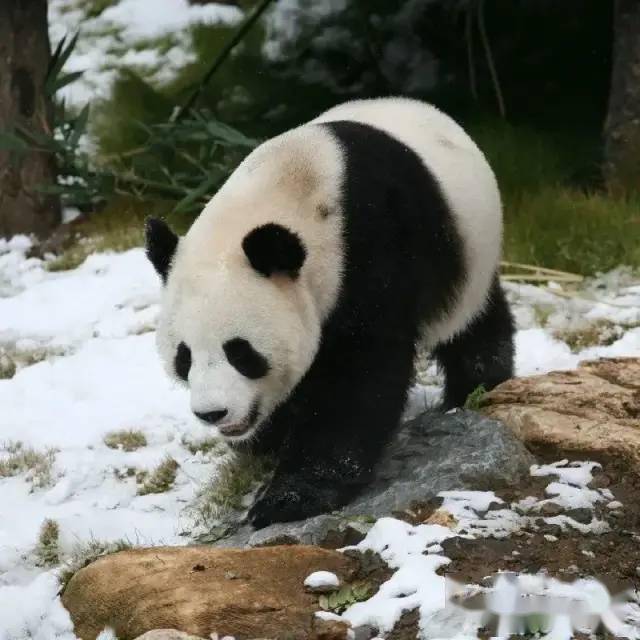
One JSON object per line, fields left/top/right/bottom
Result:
{"left": 182, "top": 435, "right": 227, "bottom": 457}
{"left": 46, "top": 196, "right": 180, "bottom": 272}
{"left": 470, "top": 119, "right": 640, "bottom": 275}
{"left": 464, "top": 384, "right": 487, "bottom": 411}
{"left": 137, "top": 456, "right": 179, "bottom": 495}
{"left": 104, "top": 429, "right": 147, "bottom": 452}
{"left": 35, "top": 519, "right": 60, "bottom": 567}
{"left": 554, "top": 319, "right": 628, "bottom": 353}
{"left": 192, "top": 451, "right": 275, "bottom": 525}
{"left": 0, "top": 352, "right": 16, "bottom": 379}
{"left": 503, "top": 187, "right": 640, "bottom": 274}
{"left": 0, "top": 442, "right": 56, "bottom": 488}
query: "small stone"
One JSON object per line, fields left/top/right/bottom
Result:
{"left": 540, "top": 502, "right": 563, "bottom": 517}
{"left": 606, "top": 501, "right": 624, "bottom": 510}
{"left": 581, "top": 549, "right": 595, "bottom": 558}
{"left": 544, "top": 534, "right": 558, "bottom": 542}
{"left": 610, "top": 510, "right": 624, "bottom": 519}
{"left": 565, "top": 508, "right": 593, "bottom": 524}
{"left": 589, "top": 473, "right": 612, "bottom": 489}
{"left": 311, "top": 615, "right": 352, "bottom": 640}
{"left": 636, "top": 566, "right": 640, "bottom": 578}
{"left": 352, "top": 624, "right": 377, "bottom": 640}
{"left": 304, "top": 571, "right": 341, "bottom": 593}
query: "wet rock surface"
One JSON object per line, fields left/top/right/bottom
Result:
{"left": 216, "top": 410, "right": 535, "bottom": 548}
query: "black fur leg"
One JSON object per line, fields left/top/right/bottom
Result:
{"left": 247, "top": 468, "right": 357, "bottom": 529}
{"left": 434, "top": 275, "right": 515, "bottom": 410}
{"left": 248, "top": 339, "right": 416, "bottom": 528}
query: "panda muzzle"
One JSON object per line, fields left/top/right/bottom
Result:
{"left": 218, "top": 421, "right": 250, "bottom": 437}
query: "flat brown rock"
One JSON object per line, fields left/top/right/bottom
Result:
{"left": 483, "top": 357, "right": 640, "bottom": 472}
{"left": 62, "top": 546, "right": 357, "bottom": 640}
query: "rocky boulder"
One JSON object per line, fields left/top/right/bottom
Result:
{"left": 483, "top": 357, "right": 640, "bottom": 473}
{"left": 63, "top": 546, "right": 357, "bottom": 640}
{"left": 216, "top": 409, "right": 535, "bottom": 548}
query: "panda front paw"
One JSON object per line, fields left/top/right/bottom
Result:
{"left": 247, "top": 474, "right": 343, "bottom": 529}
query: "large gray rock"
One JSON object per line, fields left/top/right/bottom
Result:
{"left": 215, "top": 410, "right": 535, "bottom": 548}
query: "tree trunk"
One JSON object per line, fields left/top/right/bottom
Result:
{"left": 0, "top": 0, "right": 60, "bottom": 239}
{"left": 604, "top": 0, "right": 640, "bottom": 194}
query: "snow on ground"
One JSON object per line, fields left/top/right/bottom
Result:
{"left": 0, "top": 237, "right": 639, "bottom": 638}
{"left": 48, "top": 0, "right": 242, "bottom": 108}
{"left": 338, "top": 460, "right": 639, "bottom": 639}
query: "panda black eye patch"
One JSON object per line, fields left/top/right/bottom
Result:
{"left": 174, "top": 342, "right": 192, "bottom": 381}
{"left": 223, "top": 338, "right": 270, "bottom": 379}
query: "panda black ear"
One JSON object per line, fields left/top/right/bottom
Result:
{"left": 242, "top": 223, "right": 306, "bottom": 279}
{"left": 145, "top": 217, "right": 178, "bottom": 283}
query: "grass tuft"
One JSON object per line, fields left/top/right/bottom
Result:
{"left": 464, "top": 384, "right": 487, "bottom": 411}
{"left": 137, "top": 456, "right": 179, "bottom": 495}
{"left": 35, "top": 519, "right": 60, "bottom": 567}
{"left": 182, "top": 435, "right": 227, "bottom": 457}
{"left": 192, "top": 450, "right": 275, "bottom": 526}
{"left": 59, "top": 538, "right": 133, "bottom": 592}
{"left": 104, "top": 429, "right": 147, "bottom": 452}
{"left": 555, "top": 319, "right": 627, "bottom": 353}
{"left": 0, "top": 351, "right": 16, "bottom": 379}
{"left": 0, "top": 442, "right": 56, "bottom": 488}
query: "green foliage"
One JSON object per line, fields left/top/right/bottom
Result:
{"left": 104, "top": 429, "right": 147, "bottom": 452}
{"left": 46, "top": 196, "right": 173, "bottom": 271}
{"left": 318, "top": 581, "right": 373, "bottom": 613}
{"left": 192, "top": 451, "right": 275, "bottom": 526}
{"left": 555, "top": 320, "right": 628, "bottom": 353}
{"left": 504, "top": 187, "right": 640, "bottom": 275}
{"left": 46, "top": 33, "right": 82, "bottom": 96}
{"left": 469, "top": 118, "right": 640, "bottom": 275}
{"left": 0, "top": 442, "right": 56, "bottom": 488}
{"left": 464, "top": 384, "right": 487, "bottom": 411}
{"left": 137, "top": 456, "right": 179, "bottom": 495}
{"left": 35, "top": 519, "right": 60, "bottom": 567}
{"left": 182, "top": 435, "right": 227, "bottom": 457}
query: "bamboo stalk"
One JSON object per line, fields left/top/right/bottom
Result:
{"left": 500, "top": 260, "right": 584, "bottom": 280}
{"left": 501, "top": 274, "right": 582, "bottom": 283}
{"left": 173, "top": 0, "right": 277, "bottom": 122}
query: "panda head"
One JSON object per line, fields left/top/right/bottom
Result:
{"left": 145, "top": 217, "right": 320, "bottom": 442}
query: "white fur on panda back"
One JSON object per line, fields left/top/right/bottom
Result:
{"left": 313, "top": 97, "right": 503, "bottom": 345}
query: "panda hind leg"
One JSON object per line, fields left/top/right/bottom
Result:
{"left": 433, "top": 275, "right": 515, "bottom": 411}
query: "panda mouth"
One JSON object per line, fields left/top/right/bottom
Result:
{"left": 217, "top": 400, "right": 260, "bottom": 438}
{"left": 218, "top": 421, "right": 250, "bottom": 436}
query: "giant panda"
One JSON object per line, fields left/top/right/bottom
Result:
{"left": 145, "top": 97, "right": 515, "bottom": 529}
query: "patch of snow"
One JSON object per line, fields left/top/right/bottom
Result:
{"left": 341, "top": 518, "right": 454, "bottom": 634}
{"left": 531, "top": 460, "right": 600, "bottom": 488}
{"left": 0, "top": 572, "right": 76, "bottom": 640}
{"left": 305, "top": 570, "right": 340, "bottom": 590}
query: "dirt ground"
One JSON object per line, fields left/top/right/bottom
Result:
{"left": 386, "top": 463, "right": 640, "bottom": 639}
{"left": 439, "top": 467, "right": 640, "bottom": 595}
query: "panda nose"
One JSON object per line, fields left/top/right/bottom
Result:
{"left": 194, "top": 409, "right": 228, "bottom": 424}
